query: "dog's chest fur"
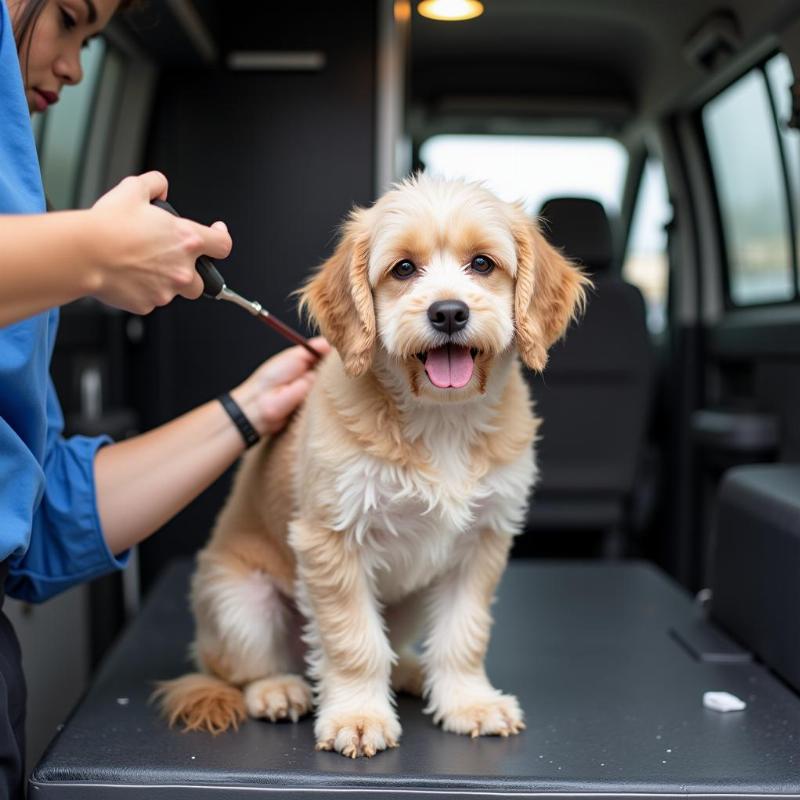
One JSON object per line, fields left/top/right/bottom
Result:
{"left": 329, "top": 404, "right": 536, "bottom": 604}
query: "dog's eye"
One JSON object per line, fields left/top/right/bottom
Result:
{"left": 470, "top": 255, "right": 495, "bottom": 274}
{"left": 391, "top": 260, "right": 417, "bottom": 280}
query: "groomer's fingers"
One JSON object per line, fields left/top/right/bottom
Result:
{"left": 307, "top": 336, "right": 331, "bottom": 355}
{"left": 278, "top": 337, "right": 330, "bottom": 368}
{"left": 137, "top": 170, "right": 169, "bottom": 202}
{"left": 261, "top": 374, "right": 317, "bottom": 433}
{"left": 187, "top": 219, "right": 232, "bottom": 261}
{"left": 178, "top": 222, "right": 229, "bottom": 300}
{"left": 261, "top": 338, "right": 330, "bottom": 384}
{"left": 179, "top": 271, "right": 204, "bottom": 300}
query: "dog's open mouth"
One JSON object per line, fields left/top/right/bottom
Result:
{"left": 416, "top": 345, "right": 478, "bottom": 389}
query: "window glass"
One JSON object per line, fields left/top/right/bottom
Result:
{"left": 766, "top": 52, "right": 800, "bottom": 291}
{"left": 622, "top": 159, "right": 671, "bottom": 334}
{"left": 419, "top": 135, "right": 628, "bottom": 216}
{"left": 38, "top": 37, "right": 106, "bottom": 209}
{"left": 703, "top": 68, "right": 794, "bottom": 305}
{"left": 78, "top": 47, "right": 125, "bottom": 207}
{"left": 30, "top": 111, "right": 44, "bottom": 145}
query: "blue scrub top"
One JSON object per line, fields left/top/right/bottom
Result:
{"left": 0, "top": 0, "right": 127, "bottom": 602}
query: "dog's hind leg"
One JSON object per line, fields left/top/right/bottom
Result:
{"left": 386, "top": 595, "right": 425, "bottom": 697}
{"left": 156, "top": 547, "right": 311, "bottom": 732}
{"left": 242, "top": 674, "right": 312, "bottom": 723}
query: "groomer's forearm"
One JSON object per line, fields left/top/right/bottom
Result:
{"left": 94, "top": 394, "right": 250, "bottom": 555}
{"left": 0, "top": 212, "right": 103, "bottom": 326}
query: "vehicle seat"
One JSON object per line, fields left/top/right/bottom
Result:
{"left": 524, "top": 197, "right": 654, "bottom": 556}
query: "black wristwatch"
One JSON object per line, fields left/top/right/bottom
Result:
{"left": 218, "top": 392, "right": 260, "bottom": 449}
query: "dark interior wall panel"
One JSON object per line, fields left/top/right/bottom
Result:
{"left": 753, "top": 361, "right": 800, "bottom": 462}
{"left": 709, "top": 312, "right": 800, "bottom": 462}
{"left": 134, "top": 5, "right": 376, "bottom": 589}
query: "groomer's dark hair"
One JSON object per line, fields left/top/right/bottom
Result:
{"left": 13, "top": 0, "right": 141, "bottom": 75}
{"left": 12, "top": 0, "right": 47, "bottom": 51}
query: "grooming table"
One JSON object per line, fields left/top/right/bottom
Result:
{"left": 30, "top": 559, "right": 800, "bottom": 798}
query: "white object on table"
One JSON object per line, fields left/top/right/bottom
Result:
{"left": 703, "top": 691, "right": 746, "bottom": 712}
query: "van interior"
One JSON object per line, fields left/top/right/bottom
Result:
{"left": 12, "top": 0, "right": 800, "bottom": 796}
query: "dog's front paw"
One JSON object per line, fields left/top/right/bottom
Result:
{"left": 315, "top": 711, "right": 401, "bottom": 758}
{"left": 439, "top": 693, "right": 525, "bottom": 738}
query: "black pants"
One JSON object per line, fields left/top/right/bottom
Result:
{"left": 0, "top": 563, "right": 25, "bottom": 800}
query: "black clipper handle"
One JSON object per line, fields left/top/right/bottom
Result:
{"left": 152, "top": 199, "right": 226, "bottom": 299}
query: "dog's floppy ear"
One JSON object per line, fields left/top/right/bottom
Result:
{"left": 299, "top": 210, "right": 376, "bottom": 377}
{"left": 511, "top": 205, "right": 590, "bottom": 372}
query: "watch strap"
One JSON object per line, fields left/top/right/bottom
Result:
{"left": 218, "top": 392, "right": 260, "bottom": 449}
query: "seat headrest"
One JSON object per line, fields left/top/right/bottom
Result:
{"left": 538, "top": 197, "right": 614, "bottom": 275}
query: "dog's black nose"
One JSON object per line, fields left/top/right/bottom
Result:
{"left": 427, "top": 300, "right": 470, "bottom": 334}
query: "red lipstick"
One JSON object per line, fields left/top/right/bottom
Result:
{"left": 33, "top": 89, "right": 58, "bottom": 111}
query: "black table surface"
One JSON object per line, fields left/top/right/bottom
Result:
{"left": 31, "top": 559, "right": 800, "bottom": 798}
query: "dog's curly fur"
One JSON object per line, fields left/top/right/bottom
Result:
{"left": 155, "top": 174, "right": 588, "bottom": 758}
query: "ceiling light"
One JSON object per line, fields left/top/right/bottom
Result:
{"left": 417, "top": 0, "right": 484, "bottom": 22}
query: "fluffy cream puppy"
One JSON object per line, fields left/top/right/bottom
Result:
{"left": 155, "top": 174, "right": 588, "bottom": 758}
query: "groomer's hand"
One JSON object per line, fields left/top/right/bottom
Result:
{"left": 230, "top": 338, "right": 331, "bottom": 436}
{"left": 87, "top": 171, "right": 232, "bottom": 314}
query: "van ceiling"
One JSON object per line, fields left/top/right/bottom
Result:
{"left": 119, "top": 1, "right": 798, "bottom": 131}
{"left": 411, "top": 0, "right": 799, "bottom": 131}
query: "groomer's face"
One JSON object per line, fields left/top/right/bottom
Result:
{"left": 10, "top": 0, "right": 119, "bottom": 114}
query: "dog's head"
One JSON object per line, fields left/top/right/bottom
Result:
{"left": 300, "top": 174, "right": 588, "bottom": 401}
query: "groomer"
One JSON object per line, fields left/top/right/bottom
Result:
{"left": 0, "top": 1, "right": 329, "bottom": 795}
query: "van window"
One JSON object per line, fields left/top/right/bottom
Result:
{"left": 766, "top": 53, "right": 800, "bottom": 291}
{"left": 419, "top": 135, "right": 628, "bottom": 216}
{"left": 622, "top": 159, "right": 671, "bottom": 334}
{"left": 703, "top": 61, "right": 795, "bottom": 305}
{"left": 38, "top": 37, "right": 106, "bottom": 209}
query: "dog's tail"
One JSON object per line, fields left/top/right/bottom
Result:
{"left": 152, "top": 673, "right": 246, "bottom": 734}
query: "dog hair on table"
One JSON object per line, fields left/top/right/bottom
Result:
{"left": 154, "top": 174, "right": 588, "bottom": 758}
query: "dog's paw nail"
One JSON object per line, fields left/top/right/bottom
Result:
{"left": 316, "top": 713, "right": 401, "bottom": 758}
{"left": 440, "top": 694, "right": 524, "bottom": 738}
{"left": 245, "top": 676, "right": 312, "bottom": 724}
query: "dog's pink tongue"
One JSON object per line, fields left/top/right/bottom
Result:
{"left": 425, "top": 345, "right": 474, "bottom": 388}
